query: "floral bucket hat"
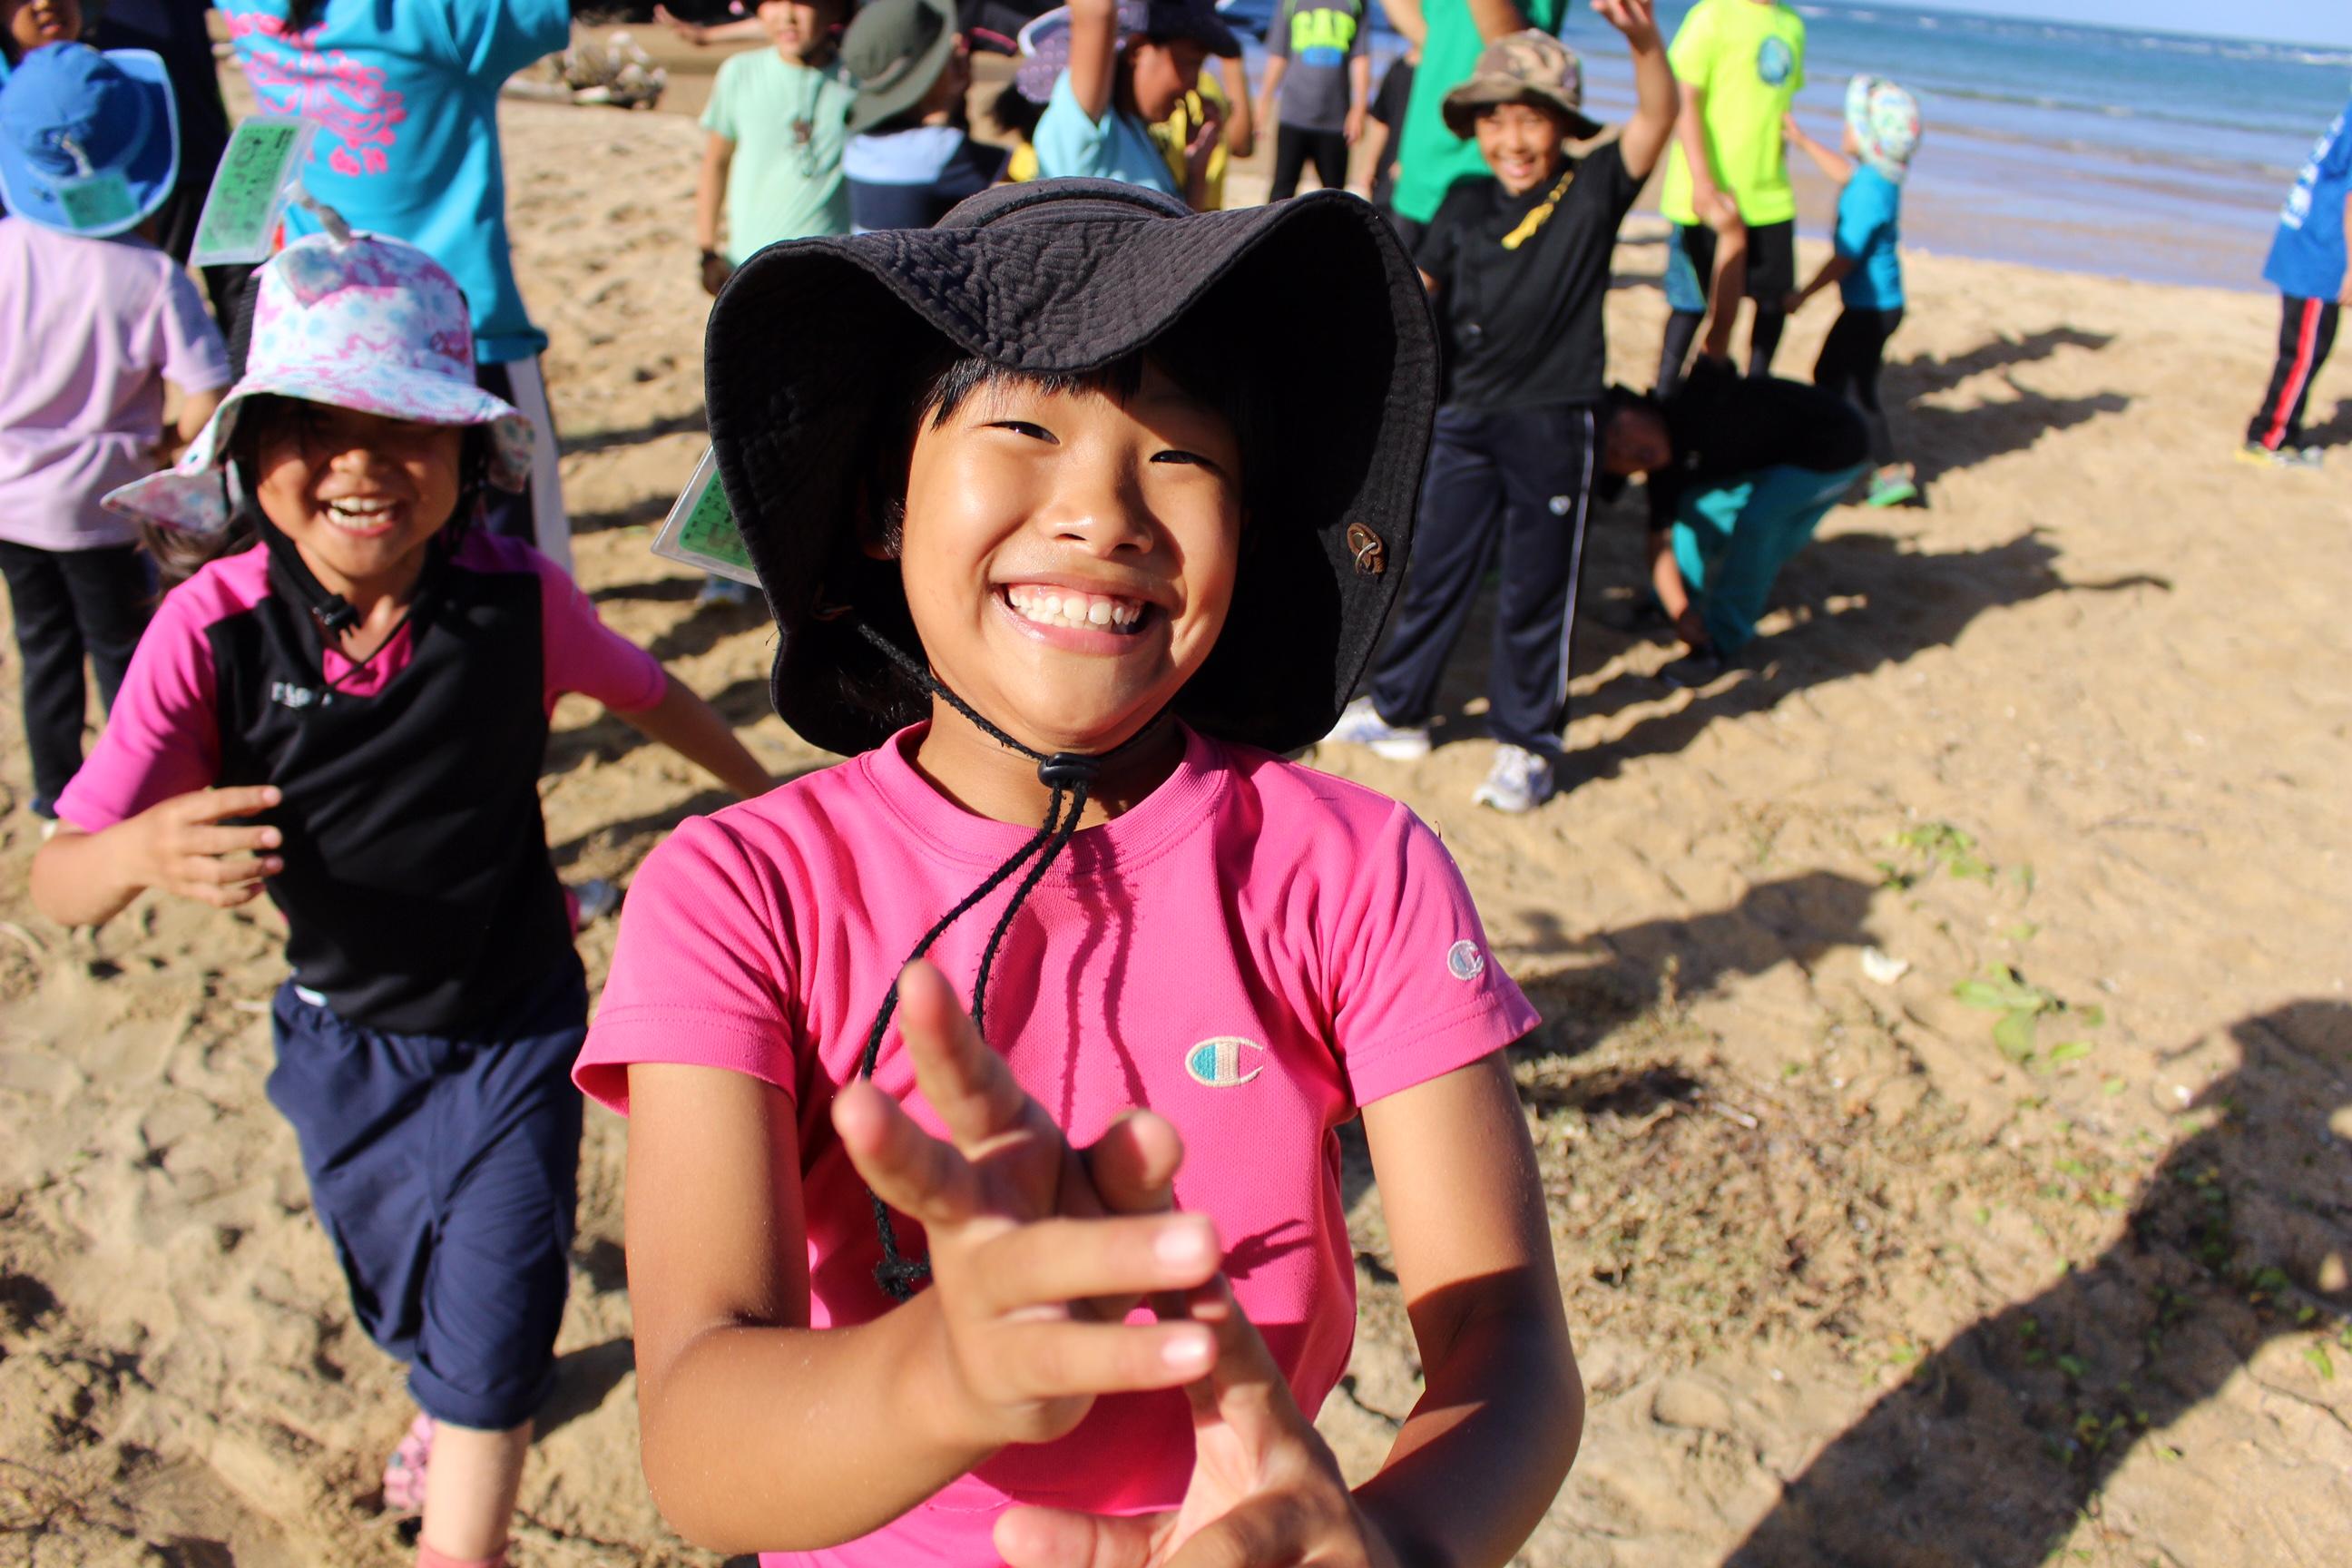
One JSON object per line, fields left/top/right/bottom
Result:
{"left": 1847, "top": 74, "right": 1921, "bottom": 183}
{"left": 104, "top": 231, "right": 537, "bottom": 533}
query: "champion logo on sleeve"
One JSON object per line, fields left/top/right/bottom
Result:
{"left": 1184, "top": 1036, "right": 1266, "bottom": 1088}
{"left": 1446, "top": 940, "right": 1487, "bottom": 981}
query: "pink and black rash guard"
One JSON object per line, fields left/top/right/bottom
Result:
{"left": 58, "top": 532, "right": 665, "bottom": 1033}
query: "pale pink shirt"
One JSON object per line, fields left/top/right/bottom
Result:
{"left": 576, "top": 724, "right": 1538, "bottom": 1566}
{"left": 0, "top": 218, "right": 231, "bottom": 551}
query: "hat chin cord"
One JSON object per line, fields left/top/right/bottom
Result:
{"left": 849, "top": 619, "right": 1169, "bottom": 1300}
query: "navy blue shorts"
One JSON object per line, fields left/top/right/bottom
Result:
{"left": 266, "top": 962, "right": 587, "bottom": 1431}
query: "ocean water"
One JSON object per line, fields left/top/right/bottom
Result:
{"left": 1216, "top": 1, "right": 2352, "bottom": 286}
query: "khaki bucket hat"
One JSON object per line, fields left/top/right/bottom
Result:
{"left": 1441, "top": 29, "right": 1603, "bottom": 142}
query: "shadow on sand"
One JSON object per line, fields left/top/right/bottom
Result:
{"left": 1723, "top": 1000, "right": 2352, "bottom": 1566}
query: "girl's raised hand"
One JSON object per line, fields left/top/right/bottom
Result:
{"left": 994, "top": 1279, "right": 1403, "bottom": 1568}
{"left": 1592, "top": 0, "right": 1659, "bottom": 43}
{"left": 121, "top": 786, "right": 285, "bottom": 908}
{"left": 832, "top": 960, "right": 1225, "bottom": 1452}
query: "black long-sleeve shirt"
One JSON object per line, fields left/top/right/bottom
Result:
{"left": 1647, "top": 358, "right": 1870, "bottom": 531}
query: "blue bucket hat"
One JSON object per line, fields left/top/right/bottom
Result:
{"left": 0, "top": 44, "right": 180, "bottom": 239}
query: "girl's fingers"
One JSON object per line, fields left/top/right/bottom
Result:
{"left": 179, "top": 824, "right": 282, "bottom": 857}
{"left": 1181, "top": 1279, "right": 1298, "bottom": 1436}
{"left": 832, "top": 1075, "right": 982, "bottom": 1228}
{"left": 1160, "top": 1494, "right": 1326, "bottom": 1568}
{"left": 1082, "top": 1110, "right": 1185, "bottom": 1217}
{"left": 995, "top": 1504, "right": 1161, "bottom": 1568}
{"left": 181, "top": 785, "right": 280, "bottom": 824}
{"left": 184, "top": 853, "right": 280, "bottom": 887}
{"left": 897, "top": 960, "right": 1041, "bottom": 1152}
{"left": 963, "top": 1213, "right": 1220, "bottom": 1318}
{"left": 985, "top": 1316, "right": 1214, "bottom": 1404}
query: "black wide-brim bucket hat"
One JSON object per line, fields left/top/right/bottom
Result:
{"left": 703, "top": 180, "right": 1440, "bottom": 760}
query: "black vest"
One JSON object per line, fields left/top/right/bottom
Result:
{"left": 211, "top": 552, "right": 576, "bottom": 1034}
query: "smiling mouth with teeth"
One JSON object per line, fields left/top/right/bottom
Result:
{"left": 323, "top": 497, "right": 400, "bottom": 529}
{"left": 1002, "top": 583, "right": 1152, "bottom": 634}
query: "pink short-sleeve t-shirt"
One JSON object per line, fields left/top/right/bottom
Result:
{"left": 575, "top": 724, "right": 1538, "bottom": 1566}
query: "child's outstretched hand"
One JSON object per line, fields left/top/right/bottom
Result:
{"left": 1592, "top": 0, "right": 1660, "bottom": 44}
{"left": 116, "top": 785, "right": 285, "bottom": 909}
{"left": 833, "top": 960, "right": 1225, "bottom": 1452}
{"left": 995, "top": 1278, "right": 1403, "bottom": 1568}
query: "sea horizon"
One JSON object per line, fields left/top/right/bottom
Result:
{"left": 1216, "top": 0, "right": 2351, "bottom": 289}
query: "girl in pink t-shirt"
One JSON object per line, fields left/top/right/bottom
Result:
{"left": 577, "top": 180, "right": 1583, "bottom": 1566}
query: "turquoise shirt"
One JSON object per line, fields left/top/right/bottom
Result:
{"left": 1833, "top": 165, "right": 1902, "bottom": 309}
{"left": 1033, "top": 71, "right": 1178, "bottom": 196}
{"left": 221, "top": 0, "right": 569, "bottom": 364}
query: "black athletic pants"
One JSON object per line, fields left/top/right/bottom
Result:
{"left": 2245, "top": 294, "right": 2340, "bottom": 452}
{"left": 1269, "top": 123, "right": 1350, "bottom": 199}
{"left": 0, "top": 542, "right": 152, "bottom": 815}
{"left": 1814, "top": 306, "right": 1905, "bottom": 466}
{"left": 1367, "top": 403, "right": 1596, "bottom": 752}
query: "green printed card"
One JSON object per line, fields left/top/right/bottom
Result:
{"left": 191, "top": 118, "right": 318, "bottom": 266}
{"left": 652, "top": 447, "right": 761, "bottom": 587}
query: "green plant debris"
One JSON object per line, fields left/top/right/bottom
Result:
{"left": 2307, "top": 1344, "right": 2335, "bottom": 1380}
{"left": 1953, "top": 967, "right": 2103, "bottom": 1069}
{"left": 2004, "top": 921, "right": 2042, "bottom": 943}
{"left": 1888, "top": 821, "right": 1995, "bottom": 882}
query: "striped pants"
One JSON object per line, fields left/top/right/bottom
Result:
{"left": 2245, "top": 293, "right": 2340, "bottom": 453}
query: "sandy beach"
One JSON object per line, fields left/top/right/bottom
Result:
{"left": 4, "top": 50, "right": 2351, "bottom": 1568}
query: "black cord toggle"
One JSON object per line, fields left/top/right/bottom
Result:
{"left": 1036, "top": 752, "right": 1100, "bottom": 790}
{"left": 846, "top": 617, "right": 1166, "bottom": 1301}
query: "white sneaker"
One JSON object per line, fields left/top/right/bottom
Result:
{"left": 1323, "top": 695, "right": 1432, "bottom": 760}
{"left": 1474, "top": 744, "right": 1559, "bottom": 813}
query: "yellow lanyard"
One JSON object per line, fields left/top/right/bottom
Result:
{"left": 1499, "top": 164, "right": 1577, "bottom": 251}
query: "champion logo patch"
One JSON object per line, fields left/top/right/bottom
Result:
{"left": 1446, "top": 940, "right": 1487, "bottom": 981}
{"left": 1184, "top": 1036, "right": 1265, "bottom": 1089}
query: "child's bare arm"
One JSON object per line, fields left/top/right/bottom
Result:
{"left": 1256, "top": 54, "right": 1288, "bottom": 136}
{"left": 695, "top": 133, "right": 732, "bottom": 257}
{"left": 1067, "top": 0, "right": 1121, "bottom": 122}
{"left": 1700, "top": 196, "right": 1747, "bottom": 358}
{"left": 1347, "top": 52, "right": 1372, "bottom": 145}
{"left": 1672, "top": 82, "right": 1719, "bottom": 211}
{"left": 614, "top": 671, "right": 771, "bottom": 799}
{"left": 1787, "top": 250, "right": 1852, "bottom": 315}
{"left": 1348, "top": 1054, "right": 1581, "bottom": 1562}
{"left": 1353, "top": 114, "right": 1392, "bottom": 196}
{"left": 30, "top": 786, "right": 284, "bottom": 928}
{"left": 1378, "top": 0, "right": 1426, "bottom": 49}
{"left": 1783, "top": 112, "right": 1852, "bottom": 186}
{"left": 1220, "top": 56, "right": 1256, "bottom": 160}
{"left": 1467, "top": 0, "right": 1535, "bottom": 44}
{"left": 626, "top": 962, "right": 1221, "bottom": 1553}
{"left": 654, "top": 5, "right": 767, "bottom": 45}
{"left": 1599, "top": 0, "right": 1677, "bottom": 181}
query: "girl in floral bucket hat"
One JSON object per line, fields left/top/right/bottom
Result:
{"left": 32, "top": 230, "right": 770, "bottom": 1568}
{"left": 1785, "top": 73, "right": 1924, "bottom": 507}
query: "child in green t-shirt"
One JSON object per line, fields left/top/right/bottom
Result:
{"left": 1653, "top": 0, "right": 1807, "bottom": 393}
{"left": 694, "top": 0, "right": 857, "bottom": 295}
